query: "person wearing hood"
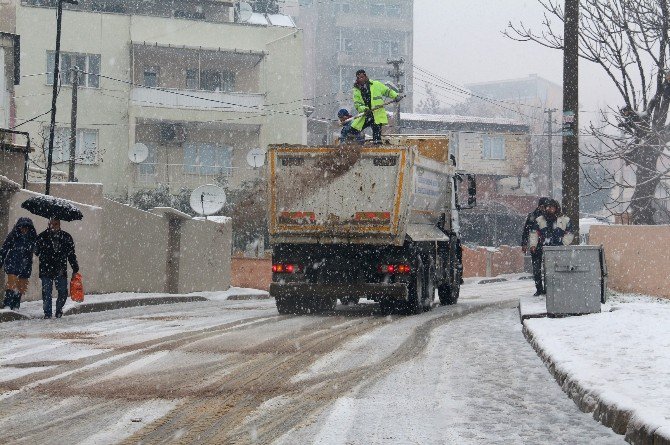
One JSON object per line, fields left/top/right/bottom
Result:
{"left": 522, "top": 197, "right": 550, "bottom": 296}
{"left": 35, "top": 218, "right": 79, "bottom": 319}
{"left": 0, "top": 217, "right": 37, "bottom": 310}
{"left": 528, "top": 199, "right": 575, "bottom": 295}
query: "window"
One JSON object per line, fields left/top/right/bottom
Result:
{"left": 143, "top": 67, "right": 158, "bottom": 87}
{"left": 138, "top": 144, "right": 157, "bottom": 182}
{"left": 46, "top": 52, "right": 100, "bottom": 88}
{"left": 370, "top": 4, "right": 385, "bottom": 15}
{"left": 221, "top": 70, "right": 235, "bottom": 92}
{"left": 342, "top": 38, "right": 354, "bottom": 54}
{"left": 201, "top": 70, "right": 221, "bottom": 91}
{"left": 482, "top": 136, "right": 505, "bottom": 160}
{"left": 183, "top": 143, "right": 232, "bottom": 175}
{"left": 387, "top": 4, "right": 401, "bottom": 16}
{"left": 52, "top": 128, "right": 99, "bottom": 165}
{"left": 373, "top": 40, "right": 395, "bottom": 56}
{"left": 186, "top": 69, "right": 198, "bottom": 89}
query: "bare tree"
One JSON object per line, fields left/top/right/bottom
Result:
{"left": 416, "top": 83, "right": 444, "bottom": 114}
{"left": 506, "top": 0, "right": 670, "bottom": 224}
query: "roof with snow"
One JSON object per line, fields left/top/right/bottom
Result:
{"left": 399, "top": 113, "right": 529, "bottom": 134}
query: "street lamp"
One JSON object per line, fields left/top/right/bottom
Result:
{"left": 45, "top": 0, "right": 78, "bottom": 196}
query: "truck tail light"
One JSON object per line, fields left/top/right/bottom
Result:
{"left": 378, "top": 264, "right": 411, "bottom": 274}
{"left": 273, "top": 263, "right": 302, "bottom": 274}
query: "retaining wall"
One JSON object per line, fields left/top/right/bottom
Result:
{"left": 0, "top": 177, "right": 231, "bottom": 301}
{"left": 590, "top": 224, "right": 670, "bottom": 298}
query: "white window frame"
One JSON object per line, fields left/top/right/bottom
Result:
{"left": 52, "top": 127, "right": 99, "bottom": 165}
{"left": 482, "top": 135, "right": 506, "bottom": 160}
{"left": 46, "top": 51, "right": 101, "bottom": 88}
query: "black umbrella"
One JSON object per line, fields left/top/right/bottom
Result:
{"left": 21, "top": 195, "right": 83, "bottom": 222}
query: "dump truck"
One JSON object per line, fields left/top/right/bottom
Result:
{"left": 267, "top": 136, "right": 476, "bottom": 315}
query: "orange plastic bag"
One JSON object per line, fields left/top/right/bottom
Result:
{"left": 70, "top": 272, "right": 84, "bottom": 303}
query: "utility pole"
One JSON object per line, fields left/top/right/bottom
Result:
{"left": 45, "top": 0, "right": 78, "bottom": 195}
{"left": 545, "top": 108, "right": 558, "bottom": 198}
{"left": 68, "top": 66, "right": 79, "bottom": 182}
{"left": 387, "top": 58, "right": 404, "bottom": 132}
{"left": 562, "top": 0, "right": 580, "bottom": 243}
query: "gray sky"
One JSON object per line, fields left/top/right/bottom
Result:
{"left": 413, "top": 0, "right": 619, "bottom": 120}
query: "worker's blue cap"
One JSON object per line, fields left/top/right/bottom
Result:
{"left": 337, "top": 108, "right": 349, "bottom": 118}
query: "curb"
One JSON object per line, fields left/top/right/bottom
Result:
{"left": 63, "top": 296, "right": 209, "bottom": 316}
{"left": 227, "top": 294, "right": 272, "bottom": 301}
{"left": 522, "top": 323, "right": 670, "bottom": 444}
{"left": 0, "top": 311, "right": 31, "bottom": 322}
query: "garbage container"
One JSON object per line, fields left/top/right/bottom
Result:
{"left": 543, "top": 245, "right": 607, "bottom": 316}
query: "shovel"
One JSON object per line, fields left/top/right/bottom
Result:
{"left": 341, "top": 95, "right": 406, "bottom": 125}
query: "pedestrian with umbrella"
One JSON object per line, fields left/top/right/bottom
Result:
{"left": 21, "top": 195, "right": 82, "bottom": 319}
{"left": 0, "top": 217, "right": 37, "bottom": 310}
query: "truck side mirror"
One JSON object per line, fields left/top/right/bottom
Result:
{"left": 467, "top": 174, "right": 476, "bottom": 207}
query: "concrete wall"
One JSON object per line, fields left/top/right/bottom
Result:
{"left": 462, "top": 245, "right": 525, "bottom": 278}
{"left": 0, "top": 179, "right": 231, "bottom": 301}
{"left": 178, "top": 218, "right": 231, "bottom": 293}
{"left": 0, "top": 150, "right": 24, "bottom": 184}
{"left": 99, "top": 199, "right": 168, "bottom": 293}
{"left": 590, "top": 225, "right": 670, "bottom": 298}
{"left": 231, "top": 257, "right": 271, "bottom": 291}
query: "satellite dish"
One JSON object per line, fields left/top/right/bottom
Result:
{"left": 128, "top": 143, "right": 149, "bottom": 164}
{"left": 246, "top": 148, "right": 266, "bottom": 168}
{"left": 190, "top": 184, "right": 227, "bottom": 216}
{"left": 237, "top": 2, "right": 253, "bottom": 22}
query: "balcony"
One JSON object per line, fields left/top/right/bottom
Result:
{"left": 130, "top": 87, "right": 265, "bottom": 112}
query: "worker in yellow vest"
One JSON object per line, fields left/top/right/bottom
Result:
{"left": 351, "top": 69, "right": 399, "bottom": 144}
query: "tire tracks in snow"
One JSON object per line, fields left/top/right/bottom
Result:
{"left": 123, "top": 300, "right": 516, "bottom": 445}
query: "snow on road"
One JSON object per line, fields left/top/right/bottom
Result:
{"left": 0, "top": 279, "right": 625, "bottom": 444}
{"left": 276, "top": 306, "right": 623, "bottom": 444}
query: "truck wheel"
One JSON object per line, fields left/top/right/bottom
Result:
{"left": 407, "top": 257, "right": 425, "bottom": 315}
{"left": 423, "top": 258, "right": 436, "bottom": 311}
{"left": 379, "top": 299, "right": 396, "bottom": 315}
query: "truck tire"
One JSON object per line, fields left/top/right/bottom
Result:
{"left": 438, "top": 282, "right": 459, "bottom": 305}
{"left": 407, "top": 257, "right": 425, "bottom": 315}
{"left": 423, "top": 258, "right": 436, "bottom": 311}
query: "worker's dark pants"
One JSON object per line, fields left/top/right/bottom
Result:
{"left": 360, "top": 116, "right": 382, "bottom": 143}
{"left": 531, "top": 249, "right": 544, "bottom": 294}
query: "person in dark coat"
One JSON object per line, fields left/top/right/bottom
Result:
{"left": 35, "top": 219, "right": 79, "bottom": 319}
{"left": 0, "top": 217, "right": 37, "bottom": 310}
{"left": 521, "top": 197, "right": 550, "bottom": 296}
{"left": 528, "top": 199, "right": 575, "bottom": 295}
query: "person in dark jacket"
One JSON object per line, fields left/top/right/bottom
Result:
{"left": 0, "top": 217, "right": 37, "bottom": 310}
{"left": 528, "top": 199, "right": 575, "bottom": 295}
{"left": 35, "top": 219, "right": 79, "bottom": 319}
{"left": 521, "top": 197, "right": 550, "bottom": 296}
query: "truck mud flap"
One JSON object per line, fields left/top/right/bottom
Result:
{"left": 270, "top": 283, "right": 408, "bottom": 301}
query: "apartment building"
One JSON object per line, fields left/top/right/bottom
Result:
{"left": 286, "top": 0, "right": 413, "bottom": 144}
{"left": 13, "top": 0, "right": 305, "bottom": 197}
{"left": 467, "top": 74, "right": 563, "bottom": 198}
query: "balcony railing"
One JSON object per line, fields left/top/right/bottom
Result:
{"left": 131, "top": 87, "right": 265, "bottom": 112}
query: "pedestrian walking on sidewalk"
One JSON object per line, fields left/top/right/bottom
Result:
{"left": 35, "top": 219, "right": 79, "bottom": 319}
{"left": 521, "top": 197, "right": 550, "bottom": 296}
{"left": 528, "top": 199, "right": 575, "bottom": 295}
{"left": 0, "top": 217, "right": 37, "bottom": 310}
{"left": 351, "top": 69, "right": 399, "bottom": 144}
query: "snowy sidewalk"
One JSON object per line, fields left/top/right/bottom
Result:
{"left": 0, "top": 287, "right": 268, "bottom": 322}
{"left": 520, "top": 292, "right": 670, "bottom": 444}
